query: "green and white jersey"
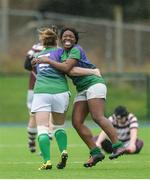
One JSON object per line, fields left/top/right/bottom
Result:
{"left": 34, "top": 47, "right": 69, "bottom": 94}
{"left": 61, "top": 45, "right": 105, "bottom": 92}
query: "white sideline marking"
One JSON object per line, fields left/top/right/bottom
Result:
{"left": 1, "top": 160, "right": 150, "bottom": 165}
{"left": 0, "top": 144, "right": 85, "bottom": 148}
{"left": 0, "top": 161, "right": 83, "bottom": 165}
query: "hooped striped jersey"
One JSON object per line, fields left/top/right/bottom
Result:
{"left": 108, "top": 113, "right": 138, "bottom": 142}
{"left": 26, "top": 43, "right": 43, "bottom": 89}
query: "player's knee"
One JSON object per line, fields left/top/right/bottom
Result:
{"left": 72, "top": 120, "right": 80, "bottom": 130}
{"left": 135, "top": 139, "right": 144, "bottom": 154}
{"left": 52, "top": 124, "right": 65, "bottom": 136}
{"left": 101, "top": 139, "right": 113, "bottom": 153}
{"left": 29, "top": 112, "right": 35, "bottom": 117}
{"left": 72, "top": 115, "right": 84, "bottom": 129}
{"left": 91, "top": 114, "right": 104, "bottom": 123}
{"left": 37, "top": 125, "right": 49, "bottom": 136}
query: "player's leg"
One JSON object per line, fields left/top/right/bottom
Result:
{"left": 26, "top": 90, "right": 37, "bottom": 153}
{"left": 72, "top": 100, "right": 105, "bottom": 168}
{"left": 31, "top": 93, "right": 52, "bottom": 170}
{"left": 87, "top": 84, "right": 125, "bottom": 160}
{"left": 88, "top": 98, "right": 125, "bottom": 159}
{"left": 72, "top": 100, "right": 93, "bottom": 148}
{"left": 101, "top": 139, "right": 113, "bottom": 153}
{"left": 36, "top": 111, "right": 52, "bottom": 170}
{"left": 48, "top": 113, "right": 53, "bottom": 140}
{"left": 52, "top": 112, "right": 68, "bottom": 169}
{"left": 51, "top": 92, "right": 69, "bottom": 169}
{"left": 134, "top": 139, "right": 144, "bottom": 154}
{"left": 27, "top": 113, "right": 37, "bottom": 153}
{"left": 93, "top": 136, "right": 113, "bottom": 153}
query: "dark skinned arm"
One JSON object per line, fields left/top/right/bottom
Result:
{"left": 35, "top": 56, "right": 78, "bottom": 73}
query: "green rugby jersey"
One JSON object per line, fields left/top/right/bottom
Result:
{"left": 34, "top": 47, "right": 69, "bottom": 94}
{"left": 61, "top": 45, "right": 105, "bottom": 92}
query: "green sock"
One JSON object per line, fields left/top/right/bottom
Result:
{"left": 38, "top": 134, "right": 50, "bottom": 162}
{"left": 90, "top": 147, "right": 101, "bottom": 156}
{"left": 55, "top": 129, "right": 67, "bottom": 153}
{"left": 112, "top": 141, "right": 123, "bottom": 149}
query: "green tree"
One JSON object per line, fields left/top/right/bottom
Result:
{"left": 38, "top": 0, "right": 150, "bottom": 22}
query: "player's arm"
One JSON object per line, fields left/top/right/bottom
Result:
{"left": 34, "top": 54, "right": 101, "bottom": 76}
{"left": 24, "top": 48, "right": 36, "bottom": 71}
{"left": 35, "top": 46, "right": 81, "bottom": 73}
{"left": 96, "top": 116, "right": 113, "bottom": 147}
{"left": 130, "top": 128, "right": 137, "bottom": 144}
{"left": 126, "top": 128, "right": 137, "bottom": 153}
{"left": 24, "top": 55, "right": 33, "bottom": 71}
{"left": 69, "top": 67, "right": 101, "bottom": 77}
{"left": 34, "top": 57, "right": 101, "bottom": 76}
{"left": 34, "top": 56, "right": 78, "bottom": 73}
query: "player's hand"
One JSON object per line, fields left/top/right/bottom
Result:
{"left": 126, "top": 144, "right": 136, "bottom": 153}
{"left": 31, "top": 58, "right": 37, "bottom": 66}
{"left": 93, "top": 68, "right": 101, "bottom": 77}
{"left": 36, "top": 57, "right": 50, "bottom": 64}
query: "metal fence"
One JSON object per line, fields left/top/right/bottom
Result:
{"left": 0, "top": 9, "right": 150, "bottom": 73}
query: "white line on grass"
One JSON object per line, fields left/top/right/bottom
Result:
{"left": 0, "top": 144, "right": 85, "bottom": 148}
{"left": 1, "top": 160, "right": 150, "bottom": 165}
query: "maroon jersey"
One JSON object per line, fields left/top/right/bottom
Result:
{"left": 26, "top": 43, "right": 43, "bottom": 90}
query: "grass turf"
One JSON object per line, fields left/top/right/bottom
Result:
{"left": 0, "top": 124, "right": 150, "bottom": 179}
{"left": 0, "top": 75, "right": 147, "bottom": 122}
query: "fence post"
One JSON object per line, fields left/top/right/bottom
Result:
{"left": 146, "top": 74, "right": 150, "bottom": 119}
{"left": 0, "top": 0, "right": 9, "bottom": 54}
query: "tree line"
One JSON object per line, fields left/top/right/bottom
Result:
{"left": 38, "top": 0, "right": 150, "bottom": 22}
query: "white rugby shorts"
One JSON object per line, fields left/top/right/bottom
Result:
{"left": 74, "top": 83, "right": 107, "bottom": 103}
{"left": 27, "top": 90, "right": 34, "bottom": 109}
{"left": 31, "top": 92, "right": 70, "bottom": 113}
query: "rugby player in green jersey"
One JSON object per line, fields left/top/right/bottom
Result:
{"left": 31, "top": 27, "right": 67, "bottom": 170}
{"left": 38, "top": 27, "right": 126, "bottom": 168}
{"left": 31, "top": 26, "right": 101, "bottom": 170}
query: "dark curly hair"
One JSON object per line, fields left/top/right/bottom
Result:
{"left": 59, "top": 27, "right": 79, "bottom": 44}
{"left": 114, "top": 105, "right": 129, "bottom": 118}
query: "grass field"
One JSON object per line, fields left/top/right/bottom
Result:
{"left": 0, "top": 123, "right": 150, "bottom": 179}
{"left": 0, "top": 75, "right": 147, "bottom": 123}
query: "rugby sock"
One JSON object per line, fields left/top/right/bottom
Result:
{"left": 27, "top": 127, "right": 37, "bottom": 139}
{"left": 48, "top": 132, "right": 53, "bottom": 140}
{"left": 90, "top": 147, "right": 101, "bottom": 156}
{"left": 112, "top": 141, "right": 123, "bottom": 149}
{"left": 55, "top": 129, "right": 67, "bottom": 153}
{"left": 38, "top": 134, "right": 50, "bottom": 162}
{"left": 27, "top": 127, "right": 37, "bottom": 152}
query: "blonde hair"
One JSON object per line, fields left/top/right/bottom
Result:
{"left": 38, "top": 25, "right": 58, "bottom": 47}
